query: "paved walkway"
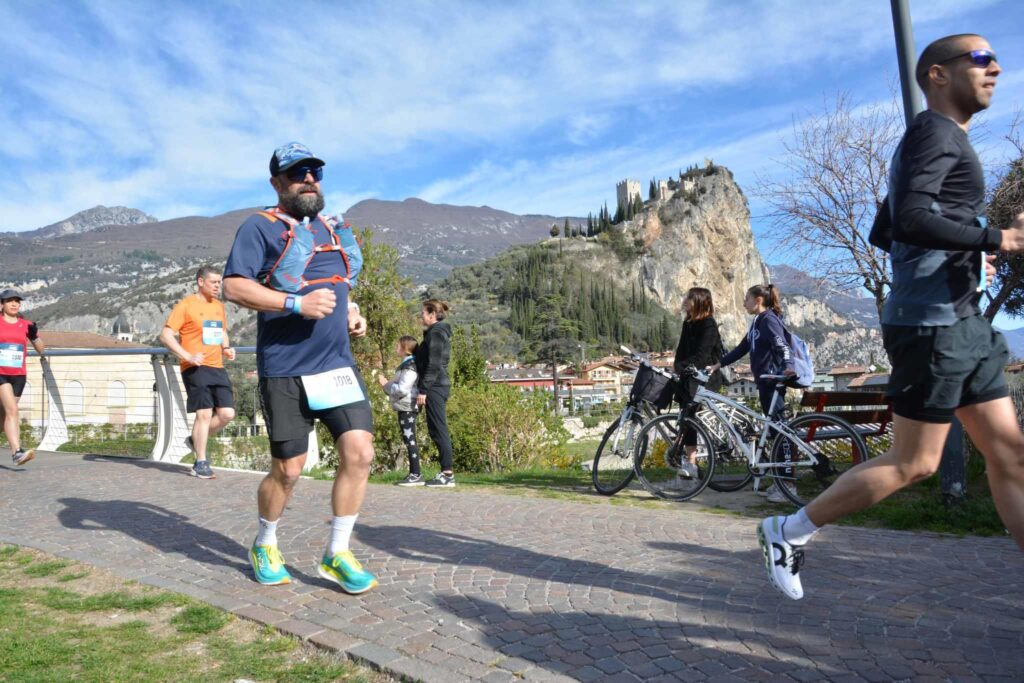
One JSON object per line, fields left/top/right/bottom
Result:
{"left": 3, "top": 452, "right": 1023, "bottom": 682}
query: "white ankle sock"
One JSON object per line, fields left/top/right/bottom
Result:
{"left": 256, "top": 517, "right": 279, "bottom": 546}
{"left": 783, "top": 508, "right": 819, "bottom": 546}
{"left": 328, "top": 515, "right": 358, "bottom": 555}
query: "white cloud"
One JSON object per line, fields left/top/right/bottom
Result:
{"left": 0, "top": 0, "right": 1020, "bottom": 230}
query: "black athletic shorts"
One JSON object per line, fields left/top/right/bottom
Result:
{"left": 182, "top": 366, "right": 235, "bottom": 413}
{"left": 883, "top": 314, "right": 1009, "bottom": 424}
{"left": 0, "top": 375, "right": 27, "bottom": 398}
{"left": 259, "top": 371, "right": 374, "bottom": 460}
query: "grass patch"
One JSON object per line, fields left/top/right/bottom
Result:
{"left": 362, "top": 456, "right": 1004, "bottom": 536}
{"left": 368, "top": 465, "right": 591, "bottom": 491}
{"left": 171, "top": 604, "right": 231, "bottom": 634}
{"left": 40, "top": 587, "right": 189, "bottom": 613}
{"left": 23, "top": 559, "right": 73, "bottom": 577}
{"left": 0, "top": 546, "right": 388, "bottom": 683}
{"left": 57, "top": 438, "right": 155, "bottom": 457}
{"left": 57, "top": 570, "right": 91, "bottom": 583}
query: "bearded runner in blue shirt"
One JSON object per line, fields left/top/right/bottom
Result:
{"left": 755, "top": 34, "right": 1024, "bottom": 601}
{"left": 224, "top": 142, "right": 377, "bottom": 595}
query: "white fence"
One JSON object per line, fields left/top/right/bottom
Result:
{"left": 20, "top": 347, "right": 321, "bottom": 470}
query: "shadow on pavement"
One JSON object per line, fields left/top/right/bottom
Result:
{"left": 56, "top": 497, "right": 334, "bottom": 588}
{"left": 57, "top": 497, "right": 252, "bottom": 576}
{"left": 363, "top": 525, "right": 761, "bottom": 608}
{"left": 434, "top": 593, "right": 803, "bottom": 680}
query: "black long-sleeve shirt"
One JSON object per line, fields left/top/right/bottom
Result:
{"left": 882, "top": 110, "right": 998, "bottom": 326}
{"left": 673, "top": 316, "right": 724, "bottom": 400}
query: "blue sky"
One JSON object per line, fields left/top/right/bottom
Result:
{"left": 3, "top": 1, "right": 1024, "bottom": 320}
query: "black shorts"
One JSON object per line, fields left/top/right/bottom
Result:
{"left": 0, "top": 375, "right": 27, "bottom": 398}
{"left": 883, "top": 314, "right": 1009, "bottom": 424}
{"left": 259, "top": 371, "right": 374, "bottom": 460}
{"left": 182, "top": 366, "right": 235, "bottom": 413}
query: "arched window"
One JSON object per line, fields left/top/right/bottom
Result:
{"left": 107, "top": 380, "right": 127, "bottom": 407}
{"left": 65, "top": 380, "right": 84, "bottom": 415}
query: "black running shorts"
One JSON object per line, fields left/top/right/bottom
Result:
{"left": 0, "top": 375, "right": 27, "bottom": 398}
{"left": 259, "top": 371, "right": 374, "bottom": 460}
{"left": 883, "top": 314, "right": 1009, "bottom": 424}
{"left": 182, "top": 366, "right": 235, "bottom": 413}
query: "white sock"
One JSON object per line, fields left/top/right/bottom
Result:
{"left": 783, "top": 508, "right": 819, "bottom": 546}
{"left": 328, "top": 515, "right": 358, "bottom": 555}
{"left": 255, "top": 517, "right": 279, "bottom": 547}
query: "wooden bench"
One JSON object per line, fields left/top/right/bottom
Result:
{"left": 799, "top": 390, "right": 892, "bottom": 442}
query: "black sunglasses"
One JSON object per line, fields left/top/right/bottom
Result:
{"left": 939, "top": 49, "right": 997, "bottom": 68}
{"left": 284, "top": 165, "right": 323, "bottom": 182}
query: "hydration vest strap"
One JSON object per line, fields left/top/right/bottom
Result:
{"left": 257, "top": 209, "right": 351, "bottom": 289}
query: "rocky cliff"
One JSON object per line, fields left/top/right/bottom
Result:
{"left": 550, "top": 167, "right": 767, "bottom": 345}
{"left": 609, "top": 168, "right": 884, "bottom": 366}
{"left": 24, "top": 205, "right": 158, "bottom": 239}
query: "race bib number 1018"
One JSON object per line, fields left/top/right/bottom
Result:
{"left": 301, "top": 367, "right": 364, "bottom": 410}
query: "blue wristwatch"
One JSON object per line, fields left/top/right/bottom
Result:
{"left": 284, "top": 295, "right": 295, "bottom": 313}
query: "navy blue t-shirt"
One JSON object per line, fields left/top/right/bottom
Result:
{"left": 224, "top": 211, "right": 358, "bottom": 378}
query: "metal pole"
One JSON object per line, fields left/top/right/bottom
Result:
{"left": 890, "top": 0, "right": 924, "bottom": 126}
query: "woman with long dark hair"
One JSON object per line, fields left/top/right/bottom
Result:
{"left": 672, "top": 287, "right": 724, "bottom": 478}
{"left": 709, "top": 283, "right": 795, "bottom": 502}
{"left": 414, "top": 299, "right": 455, "bottom": 487}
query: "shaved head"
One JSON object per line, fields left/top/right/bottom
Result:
{"left": 916, "top": 33, "right": 983, "bottom": 92}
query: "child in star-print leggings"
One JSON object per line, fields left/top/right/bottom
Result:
{"left": 397, "top": 409, "right": 420, "bottom": 476}
{"left": 377, "top": 336, "right": 423, "bottom": 484}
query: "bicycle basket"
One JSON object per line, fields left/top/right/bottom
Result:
{"left": 629, "top": 363, "right": 678, "bottom": 410}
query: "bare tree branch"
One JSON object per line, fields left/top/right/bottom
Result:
{"left": 757, "top": 92, "right": 900, "bottom": 318}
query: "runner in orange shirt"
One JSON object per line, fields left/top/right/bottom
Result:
{"left": 159, "top": 266, "right": 236, "bottom": 479}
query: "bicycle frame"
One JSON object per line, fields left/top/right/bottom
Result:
{"left": 689, "top": 384, "right": 820, "bottom": 474}
{"left": 609, "top": 400, "right": 660, "bottom": 454}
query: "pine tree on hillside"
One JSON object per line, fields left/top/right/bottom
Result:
{"left": 649, "top": 178, "right": 657, "bottom": 200}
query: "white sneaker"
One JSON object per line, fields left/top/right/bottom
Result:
{"left": 757, "top": 516, "right": 804, "bottom": 600}
{"left": 678, "top": 462, "right": 699, "bottom": 479}
{"left": 766, "top": 483, "right": 795, "bottom": 504}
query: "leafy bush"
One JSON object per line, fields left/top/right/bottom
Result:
{"left": 581, "top": 415, "right": 600, "bottom": 429}
{"left": 447, "top": 383, "right": 569, "bottom": 472}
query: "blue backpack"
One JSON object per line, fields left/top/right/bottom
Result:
{"left": 257, "top": 208, "right": 362, "bottom": 293}
{"left": 782, "top": 327, "right": 815, "bottom": 388}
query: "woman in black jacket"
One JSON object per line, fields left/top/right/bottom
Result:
{"left": 672, "top": 287, "right": 723, "bottom": 478}
{"left": 414, "top": 299, "right": 455, "bottom": 487}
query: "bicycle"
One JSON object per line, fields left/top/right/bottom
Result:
{"left": 632, "top": 368, "right": 870, "bottom": 505}
{"left": 590, "top": 348, "right": 676, "bottom": 496}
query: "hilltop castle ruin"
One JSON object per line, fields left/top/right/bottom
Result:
{"left": 615, "top": 159, "right": 711, "bottom": 216}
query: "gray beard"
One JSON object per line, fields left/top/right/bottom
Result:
{"left": 280, "top": 190, "right": 325, "bottom": 219}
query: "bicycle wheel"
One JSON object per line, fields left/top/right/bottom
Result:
{"left": 633, "top": 414, "right": 716, "bottom": 501}
{"left": 591, "top": 412, "right": 644, "bottom": 495}
{"left": 697, "top": 408, "right": 756, "bottom": 493}
{"left": 768, "top": 412, "right": 870, "bottom": 507}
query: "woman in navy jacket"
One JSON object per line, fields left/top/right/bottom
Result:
{"left": 709, "top": 284, "right": 795, "bottom": 500}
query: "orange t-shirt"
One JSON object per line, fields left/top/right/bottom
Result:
{"left": 164, "top": 295, "right": 228, "bottom": 369}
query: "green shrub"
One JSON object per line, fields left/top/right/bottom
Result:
{"left": 581, "top": 415, "right": 600, "bottom": 429}
{"left": 447, "top": 384, "right": 568, "bottom": 472}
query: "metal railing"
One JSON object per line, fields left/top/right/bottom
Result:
{"left": 19, "top": 346, "right": 323, "bottom": 471}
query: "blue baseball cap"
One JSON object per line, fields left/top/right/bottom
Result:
{"left": 269, "top": 142, "right": 325, "bottom": 176}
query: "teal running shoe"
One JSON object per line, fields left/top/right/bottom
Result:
{"left": 318, "top": 550, "right": 377, "bottom": 594}
{"left": 250, "top": 544, "right": 291, "bottom": 585}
